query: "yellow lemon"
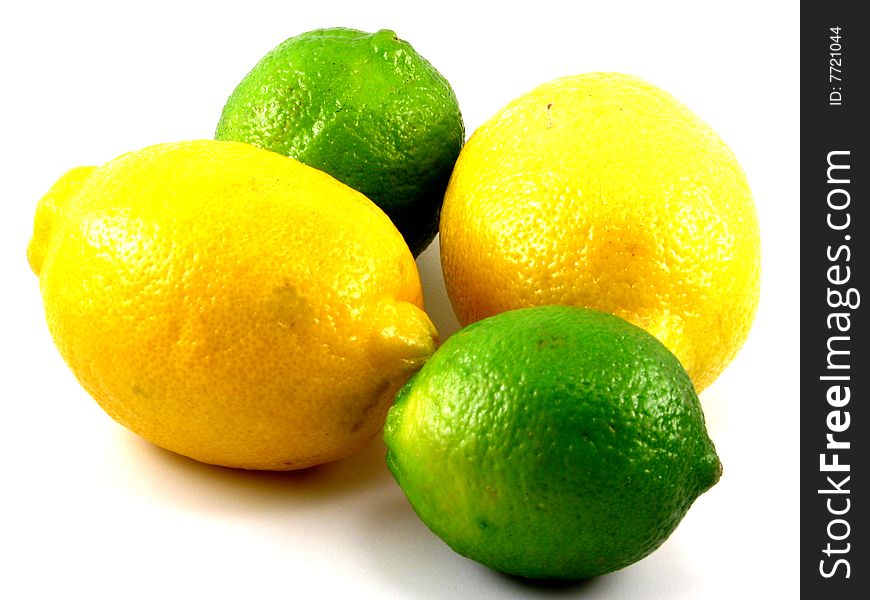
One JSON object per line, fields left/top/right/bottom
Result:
{"left": 28, "top": 140, "right": 437, "bottom": 470}
{"left": 440, "top": 73, "right": 760, "bottom": 392}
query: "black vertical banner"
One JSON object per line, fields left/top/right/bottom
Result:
{"left": 801, "top": 3, "right": 868, "bottom": 597}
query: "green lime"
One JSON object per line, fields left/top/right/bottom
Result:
{"left": 215, "top": 27, "right": 465, "bottom": 256}
{"left": 383, "top": 305, "right": 721, "bottom": 580}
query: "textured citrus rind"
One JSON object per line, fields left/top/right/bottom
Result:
{"left": 385, "top": 305, "right": 721, "bottom": 579}
{"left": 440, "top": 72, "right": 760, "bottom": 391}
{"left": 31, "top": 140, "right": 437, "bottom": 470}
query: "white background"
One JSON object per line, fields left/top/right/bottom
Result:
{"left": 1, "top": 1, "right": 799, "bottom": 598}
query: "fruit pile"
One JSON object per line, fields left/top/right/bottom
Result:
{"left": 27, "top": 27, "right": 759, "bottom": 580}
